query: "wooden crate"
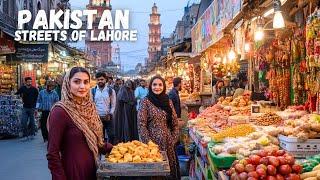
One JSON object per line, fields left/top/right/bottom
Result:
{"left": 97, "top": 151, "right": 170, "bottom": 178}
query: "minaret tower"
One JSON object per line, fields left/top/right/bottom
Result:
{"left": 148, "top": 3, "right": 161, "bottom": 64}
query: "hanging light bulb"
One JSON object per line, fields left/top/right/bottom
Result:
{"left": 254, "top": 29, "right": 264, "bottom": 41}
{"left": 228, "top": 49, "right": 236, "bottom": 61}
{"left": 254, "top": 17, "right": 264, "bottom": 41}
{"left": 273, "top": 0, "right": 285, "bottom": 29}
{"left": 36, "top": 70, "right": 41, "bottom": 76}
{"left": 273, "top": 11, "right": 285, "bottom": 28}
{"left": 27, "top": 64, "right": 33, "bottom": 71}
{"left": 245, "top": 43, "right": 251, "bottom": 52}
{"left": 223, "top": 56, "right": 228, "bottom": 64}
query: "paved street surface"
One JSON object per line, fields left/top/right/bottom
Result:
{"left": 0, "top": 133, "right": 51, "bottom": 180}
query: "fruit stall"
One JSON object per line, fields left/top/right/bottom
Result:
{"left": 183, "top": 1, "right": 320, "bottom": 179}
{"left": 187, "top": 93, "right": 320, "bottom": 179}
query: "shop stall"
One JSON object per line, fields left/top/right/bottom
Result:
{"left": 0, "top": 64, "right": 17, "bottom": 94}
{"left": 164, "top": 42, "right": 202, "bottom": 113}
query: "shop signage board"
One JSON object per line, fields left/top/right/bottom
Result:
{"left": 0, "top": 31, "right": 15, "bottom": 55}
{"left": 7, "top": 43, "right": 48, "bottom": 63}
{"left": 191, "top": 0, "right": 242, "bottom": 53}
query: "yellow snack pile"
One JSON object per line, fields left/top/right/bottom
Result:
{"left": 211, "top": 124, "right": 255, "bottom": 142}
{"left": 106, "top": 140, "right": 163, "bottom": 163}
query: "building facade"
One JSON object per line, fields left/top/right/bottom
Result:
{"left": 172, "top": 3, "right": 199, "bottom": 44}
{"left": 160, "top": 36, "right": 174, "bottom": 56}
{"left": 147, "top": 3, "right": 161, "bottom": 66}
{"left": 85, "top": 0, "right": 112, "bottom": 66}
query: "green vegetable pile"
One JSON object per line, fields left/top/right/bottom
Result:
{"left": 301, "top": 154, "right": 320, "bottom": 172}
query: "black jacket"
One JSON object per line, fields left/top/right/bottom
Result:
{"left": 168, "top": 88, "right": 181, "bottom": 118}
{"left": 16, "top": 86, "right": 39, "bottom": 108}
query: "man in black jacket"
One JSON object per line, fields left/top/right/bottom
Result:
{"left": 168, "top": 77, "right": 182, "bottom": 118}
{"left": 16, "top": 77, "right": 39, "bottom": 140}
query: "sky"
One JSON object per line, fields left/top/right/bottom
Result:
{"left": 68, "top": 0, "right": 196, "bottom": 71}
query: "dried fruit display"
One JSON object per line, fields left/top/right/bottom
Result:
{"left": 279, "top": 114, "right": 320, "bottom": 141}
{"left": 217, "top": 96, "right": 252, "bottom": 107}
{"left": 250, "top": 112, "right": 283, "bottom": 126}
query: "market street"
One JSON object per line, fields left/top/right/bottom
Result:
{"left": 0, "top": 134, "right": 50, "bottom": 180}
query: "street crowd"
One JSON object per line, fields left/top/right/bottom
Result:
{"left": 15, "top": 67, "right": 184, "bottom": 180}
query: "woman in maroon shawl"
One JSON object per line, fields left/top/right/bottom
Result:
{"left": 46, "top": 67, "right": 112, "bottom": 180}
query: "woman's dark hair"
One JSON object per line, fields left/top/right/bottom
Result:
{"left": 69, "top": 67, "right": 90, "bottom": 80}
{"left": 216, "top": 80, "right": 224, "bottom": 86}
{"left": 215, "top": 80, "right": 224, "bottom": 91}
{"left": 212, "top": 78, "right": 217, "bottom": 87}
{"left": 95, "top": 72, "right": 107, "bottom": 79}
{"left": 149, "top": 75, "right": 166, "bottom": 94}
{"left": 125, "top": 80, "right": 134, "bottom": 90}
{"left": 231, "top": 79, "right": 240, "bottom": 88}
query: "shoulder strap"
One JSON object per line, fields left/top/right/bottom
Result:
{"left": 108, "top": 87, "right": 113, "bottom": 103}
{"left": 91, "top": 86, "right": 97, "bottom": 101}
{"left": 108, "top": 87, "right": 113, "bottom": 97}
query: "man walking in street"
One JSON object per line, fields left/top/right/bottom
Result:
{"left": 134, "top": 79, "right": 148, "bottom": 111}
{"left": 36, "top": 80, "right": 59, "bottom": 142}
{"left": 55, "top": 74, "right": 63, "bottom": 100}
{"left": 168, "top": 77, "right": 182, "bottom": 118}
{"left": 113, "top": 78, "right": 122, "bottom": 95}
{"left": 16, "top": 77, "right": 39, "bottom": 140}
{"left": 92, "top": 72, "right": 116, "bottom": 144}
{"left": 107, "top": 76, "right": 114, "bottom": 88}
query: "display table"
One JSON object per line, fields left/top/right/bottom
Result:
{"left": 189, "top": 129, "right": 213, "bottom": 180}
{"left": 0, "top": 95, "right": 23, "bottom": 137}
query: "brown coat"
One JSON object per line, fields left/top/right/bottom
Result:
{"left": 138, "top": 98, "right": 180, "bottom": 180}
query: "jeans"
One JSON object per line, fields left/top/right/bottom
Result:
{"left": 40, "top": 110, "right": 50, "bottom": 141}
{"left": 21, "top": 108, "right": 36, "bottom": 137}
{"left": 100, "top": 115, "right": 114, "bottom": 144}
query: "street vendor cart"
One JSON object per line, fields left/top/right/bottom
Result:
{"left": 97, "top": 152, "right": 170, "bottom": 180}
